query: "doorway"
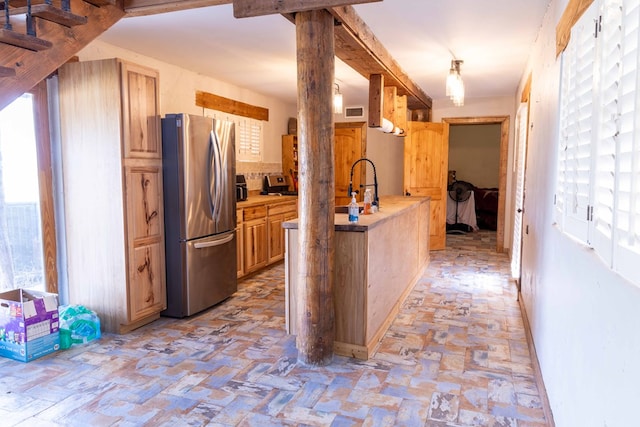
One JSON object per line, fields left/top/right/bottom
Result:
{"left": 443, "top": 116, "right": 509, "bottom": 253}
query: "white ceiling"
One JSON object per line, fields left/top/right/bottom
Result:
{"left": 98, "top": 0, "right": 552, "bottom": 108}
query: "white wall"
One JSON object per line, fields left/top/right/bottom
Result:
{"left": 365, "top": 129, "right": 405, "bottom": 196}
{"left": 449, "top": 123, "right": 501, "bottom": 188}
{"left": 78, "top": 40, "right": 297, "bottom": 191}
{"left": 517, "top": 1, "right": 640, "bottom": 426}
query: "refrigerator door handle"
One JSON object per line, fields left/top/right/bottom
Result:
{"left": 193, "top": 232, "right": 234, "bottom": 249}
{"left": 207, "top": 131, "right": 217, "bottom": 220}
{"left": 208, "top": 129, "right": 224, "bottom": 223}
{"left": 213, "top": 129, "right": 224, "bottom": 221}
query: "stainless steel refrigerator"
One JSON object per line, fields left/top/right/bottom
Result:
{"left": 161, "top": 114, "right": 237, "bottom": 318}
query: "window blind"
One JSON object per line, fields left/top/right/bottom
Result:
{"left": 558, "top": 5, "right": 598, "bottom": 241}
{"left": 557, "top": 0, "right": 640, "bottom": 286}
{"left": 211, "top": 111, "right": 263, "bottom": 162}
{"left": 615, "top": 0, "right": 640, "bottom": 283}
{"left": 592, "top": 0, "right": 623, "bottom": 264}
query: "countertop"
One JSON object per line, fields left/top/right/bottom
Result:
{"left": 283, "top": 195, "right": 430, "bottom": 232}
{"left": 236, "top": 194, "right": 297, "bottom": 209}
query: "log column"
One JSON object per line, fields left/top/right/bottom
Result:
{"left": 295, "top": 9, "right": 336, "bottom": 366}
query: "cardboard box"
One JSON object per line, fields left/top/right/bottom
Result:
{"left": 0, "top": 289, "right": 60, "bottom": 362}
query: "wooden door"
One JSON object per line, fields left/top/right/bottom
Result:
{"left": 335, "top": 122, "right": 366, "bottom": 206}
{"left": 404, "top": 121, "right": 449, "bottom": 250}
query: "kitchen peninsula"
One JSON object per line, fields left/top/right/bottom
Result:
{"left": 283, "top": 196, "right": 430, "bottom": 360}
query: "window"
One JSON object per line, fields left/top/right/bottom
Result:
{"left": 556, "top": 2, "right": 598, "bottom": 238}
{"left": 556, "top": 0, "right": 640, "bottom": 285}
{"left": 0, "top": 83, "right": 56, "bottom": 292}
{"left": 209, "top": 110, "right": 263, "bottom": 162}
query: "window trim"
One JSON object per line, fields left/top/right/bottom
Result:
{"left": 31, "top": 81, "right": 58, "bottom": 293}
{"left": 556, "top": 0, "right": 640, "bottom": 286}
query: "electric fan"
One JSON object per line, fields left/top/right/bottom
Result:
{"left": 447, "top": 180, "right": 474, "bottom": 233}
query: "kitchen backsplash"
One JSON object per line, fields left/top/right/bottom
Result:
{"left": 236, "top": 162, "right": 283, "bottom": 191}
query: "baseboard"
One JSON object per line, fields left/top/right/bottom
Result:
{"left": 518, "top": 291, "right": 556, "bottom": 427}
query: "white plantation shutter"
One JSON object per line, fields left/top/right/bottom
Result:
{"left": 556, "top": 49, "right": 571, "bottom": 226}
{"left": 210, "top": 111, "right": 263, "bottom": 162}
{"left": 511, "top": 103, "right": 528, "bottom": 280}
{"left": 236, "top": 118, "right": 263, "bottom": 162}
{"left": 592, "top": 0, "right": 623, "bottom": 263}
{"left": 249, "top": 120, "right": 262, "bottom": 158}
{"left": 557, "top": 0, "right": 640, "bottom": 285}
{"left": 614, "top": 0, "right": 640, "bottom": 284}
{"left": 559, "top": 5, "right": 599, "bottom": 241}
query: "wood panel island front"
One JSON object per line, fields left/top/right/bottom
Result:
{"left": 283, "top": 196, "right": 431, "bottom": 360}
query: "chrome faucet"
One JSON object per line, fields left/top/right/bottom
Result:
{"left": 348, "top": 158, "right": 379, "bottom": 209}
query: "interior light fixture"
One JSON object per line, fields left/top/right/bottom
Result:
{"left": 376, "top": 118, "right": 405, "bottom": 137}
{"left": 446, "top": 59, "right": 464, "bottom": 107}
{"left": 333, "top": 83, "right": 343, "bottom": 114}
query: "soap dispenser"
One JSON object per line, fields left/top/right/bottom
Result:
{"left": 348, "top": 192, "right": 359, "bottom": 224}
{"left": 363, "top": 189, "right": 372, "bottom": 215}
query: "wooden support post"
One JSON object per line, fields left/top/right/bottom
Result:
{"left": 368, "top": 73, "right": 384, "bottom": 128}
{"left": 295, "top": 9, "right": 336, "bottom": 366}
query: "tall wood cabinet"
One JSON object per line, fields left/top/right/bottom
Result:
{"left": 281, "top": 134, "right": 298, "bottom": 192}
{"left": 58, "top": 58, "right": 166, "bottom": 333}
{"left": 282, "top": 121, "right": 366, "bottom": 206}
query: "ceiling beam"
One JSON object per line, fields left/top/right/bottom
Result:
{"left": 121, "top": 0, "right": 432, "bottom": 111}
{"left": 329, "top": 6, "right": 432, "bottom": 110}
{"left": 232, "top": 0, "right": 380, "bottom": 18}
{"left": 124, "top": 0, "right": 230, "bottom": 17}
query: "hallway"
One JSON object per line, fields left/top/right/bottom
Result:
{"left": 0, "top": 231, "right": 549, "bottom": 426}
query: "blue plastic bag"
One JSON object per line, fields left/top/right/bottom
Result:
{"left": 58, "top": 305, "right": 101, "bottom": 349}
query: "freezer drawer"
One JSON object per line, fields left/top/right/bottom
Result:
{"left": 163, "top": 231, "right": 237, "bottom": 317}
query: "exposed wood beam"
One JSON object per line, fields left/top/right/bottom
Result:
{"left": 122, "top": 0, "right": 431, "bottom": 112}
{"left": 329, "top": 6, "right": 432, "bottom": 111}
{"left": 195, "top": 90, "right": 269, "bottom": 121}
{"left": 368, "top": 73, "right": 383, "bottom": 128}
{"left": 556, "top": 0, "right": 594, "bottom": 57}
{"left": 233, "top": 0, "right": 380, "bottom": 18}
{"left": 124, "top": 0, "right": 230, "bottom": 17}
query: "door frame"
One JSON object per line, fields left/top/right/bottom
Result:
{"left": 442, "top": 116, "right": 510, "bottom": 253}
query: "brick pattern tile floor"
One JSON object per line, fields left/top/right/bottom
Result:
{"left": 0, "top": 230, "right": 549, "bottom": 426}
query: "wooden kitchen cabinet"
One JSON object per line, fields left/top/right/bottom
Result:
{"left": 243, "top": 205, "right": 268, "bottom": 274}
{"left": 58, "top": 58, "right": 166, "bottom": 334}
{"left": 236, "top": 208, "right": 244, "bottom": 278}
{"left": 281, "top": 135, "right": 298, "bottom": 191}
{"left": 237, "top": 198, "right": 297, "bottom": 279}
{"left": 267, "top": 201, "right": 297, "bottom": 264}
{"left": 283, "top": 122, "right": 366, "bottom": 206}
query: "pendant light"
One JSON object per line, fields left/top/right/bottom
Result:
{"left": 446, "top": 60, "right": 464, "bottom": 107}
